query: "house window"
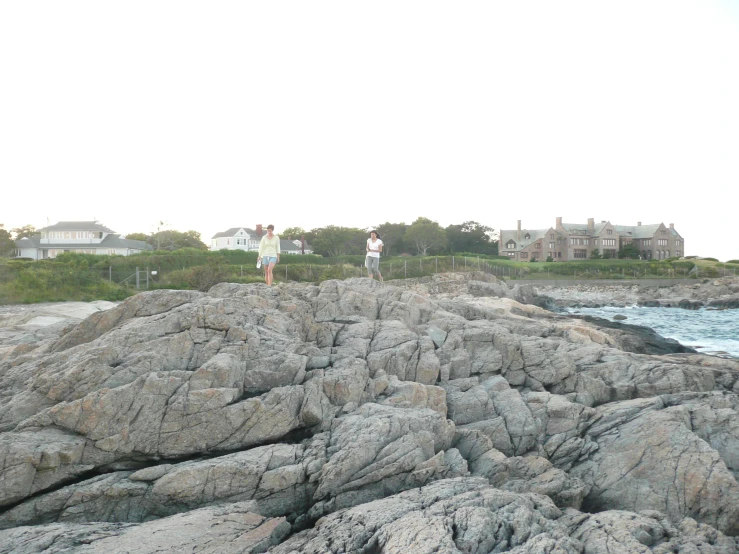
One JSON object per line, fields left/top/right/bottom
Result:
{"left": 603, "top": 239, "right": 616, "bottom": 246}
{"left": 506, "top": 241, "right": 515, "bottom": 249}
{"left": 660, "top": 230, "right": 666, "bottom": 234}
{"left": 607, "top": 229, "right": 612, "bottom": 235}
{"left": 550, "top": 234, "right": 554, "bottom": 239}
{"left": 521, "top": 252, "right": 528, "bottom": 258}
{"left": 658, "top": 239, "right": 667, "bottom": 246}
{"left": 675, "top": 240, "right": 682, "bottom": 246}
{"left": 557, "top": 252, "right": 562, "bottom": 258}
{"left": 644, "top": 239, "right": 651, "bottom": 246}
{"left": 524, "top": 233, "right": 530, "bottom": 240}
{"left": 549, "top": 242, "right": 555, "bottom": 249}
{"left": 507, "top": 252, "right": 515, "bottom": 257}
{"left": 574, "top": 249, "right": 587, "bottom": 259}
{"left": 535, "top": 243, "right": 541, "bottom": 249}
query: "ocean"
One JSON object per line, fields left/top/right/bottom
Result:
{"left": 564, "top": 306, "right": 739, "bottom": 358}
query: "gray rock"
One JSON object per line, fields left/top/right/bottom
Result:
{"left": 2, "top": 275, "right": 739, "bottom": 550}
{"left": 0, "top": 502, "right": 290, "bottom": 554}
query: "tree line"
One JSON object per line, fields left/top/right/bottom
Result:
{"left": 0, "top": 223, "right": 210, "bottom": 257}
{"left": 1, "top": 218, "right": 499, "bottom": 258}
{"left": 282, "top": 218, "right": 499, "bottom": 258}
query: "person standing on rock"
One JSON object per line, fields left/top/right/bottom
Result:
{"left": 366, "top": 230, "right": 383, "bottom": 282}
{"left": 258, "top": 224, "right": 280, "bottom": 286}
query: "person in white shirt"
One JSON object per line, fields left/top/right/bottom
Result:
{"left": 365, "top": 230, "right": 383, "bottom": 282}
{"left": 258, "top": 224, "right": 280, "bottom": 286}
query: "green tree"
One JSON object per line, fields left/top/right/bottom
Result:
{"left": 589, "top": 248, "right": 602, "bottom": 259}
{"left": 11, "top": 224, "right": 36, "bottom": 240}
{"left": 405, "top": 217, "right": 448, "bottom": 256}
{"left": 0, "top": 225, "right": 16, "bottom": 257}
{"left": 124, "top": 232, "right": 149, "bottom": 242}
{"left": 618, "top": 243, "right": 641, "bottom": 259}
{"left": 445, "top": 221, "right": 497, "bottom": 255}
{"left": 150, "top": 230, "right": 208, "bottom": 251}
{"left": 281, "top": 227, "right": 306, "bottom": 240}
{"left": 375, "top": 222, "right": 407, "bottom": 256}
{"left": 310, "top": 226, "right": 366, "bottom": 257}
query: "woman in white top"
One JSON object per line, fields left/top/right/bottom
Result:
{"left": 258, "top": 224, "right": 280, "bottom": 286}
{"left": 365, "top": 230, "right": 383, "bottom": 282}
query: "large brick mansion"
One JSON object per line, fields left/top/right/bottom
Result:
{"left": 499, "top": 218, "right": 684, "bottom": 262}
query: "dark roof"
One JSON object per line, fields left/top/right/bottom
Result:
{"left": 612, "top": 224, "right": 662, "bottom": 239}
{"left": 280, "top": 239, "right": 312, "bottom": 252}
{"left": 38, "top": 221, "right": 116, "bottom": 233}
{"left": 499, "top": 228, "right": 550, "bottom": 250}
{"left": 211, "top": 227, "right": 258, "bottom": 239}
{"left": 15, "top": 234, "right": 152, "bottom": 251}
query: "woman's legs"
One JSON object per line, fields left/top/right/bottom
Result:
{"left": 266, "top": 261, "right": 276, "bottom": 286}
{"left": 367, "top": 257, "right": 382, "bottom": 281}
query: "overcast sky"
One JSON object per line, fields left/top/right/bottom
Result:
{"left": 2, "top": 1, "right": 738, "bottom": 260}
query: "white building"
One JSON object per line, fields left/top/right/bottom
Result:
{"left": 15, "top": 221, "right": 153, "bottom": 259}
{"left": 211, "top": 225, "right": 313, "bottom": 254}
{"left": 210, "top": 227, "right": 262, "bottom": 251}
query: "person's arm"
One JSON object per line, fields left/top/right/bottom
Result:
{"left": 378, "top": 243, "right": 383, "bottom": 254}
{"left": 258, "top": 236, "right": 264, "bottom": 258}
{"left": 366, "top": 239, "right": 370, "bottom": 253}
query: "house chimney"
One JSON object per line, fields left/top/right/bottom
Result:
{"left": 637, "top": 222, "right": 641, "bottom": 226}
{"left": 601, "top": 220, "right": 605, "bottom": 223}
{"left": 669, "top": 223, "right": 674, "bottom": 229}
{"left": 517, "top": 220, "right": 521, "bottom": 242}
{"left": 587, "top": 218, "right": 594, "bottom": 234}
{"left": 556, "top": 217, "right": 562, "bottom": 229}
{"left": 256, "top": 224, "right": 263, "bottom": 236}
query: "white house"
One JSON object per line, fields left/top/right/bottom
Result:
{"left": 15, "top": 221, "right": 153, "bottom": 259}
{"left": 211, "top": 225, "right": 313, "bottom": 254}
{"left": 210, "top": 227, "right": 262, "bottom": 251}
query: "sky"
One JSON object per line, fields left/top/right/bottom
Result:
{"left": 2, "top": 1, "right": 738, "bottom": 260}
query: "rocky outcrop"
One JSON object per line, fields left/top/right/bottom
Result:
{"left": 0, "top": 501, "right": 290, "bottom": 554}
{"left": 537, "top": 276, "right": 739, "bottom": 309}
{"left": 565, "top": 314, "right": 697, "bottom": 355}
{"left": 1, "top": 274, "right": 739, "bottom": 551}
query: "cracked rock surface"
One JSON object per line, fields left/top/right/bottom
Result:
{"left": 1, "top": 273, "right": 738, "bottom": 552}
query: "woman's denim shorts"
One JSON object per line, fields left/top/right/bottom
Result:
{"left": 262, "top": 256, "right": 278, "bottom": 265}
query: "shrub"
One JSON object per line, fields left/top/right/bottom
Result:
{"left": 183, "top": 260, "right": 231, "bottom": 291}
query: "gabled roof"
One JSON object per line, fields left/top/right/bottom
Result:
{"left": 500, "top": 228, "right": 550, "bottom": 250}
{"left": 211, "top": 228, "right": 259, "bottom": 239}
{"left": 99, "top": 234, "right": 153, "bottom": 250}
{"left": 280, "top": 239, "right": 312, "bottom": 252}
{"left": 561, "top": 223, "right": 590, "bottom": 235}
{"left": 15, "top": 234, "right": 153, "bottom": 251}
{"left": 612, "top": 224, "right": 662, "bottom": 239}
{"left": 593, "top": 222, "right": 610, "bottom": 235}
{"left": 39, "top": 221, "right": 115, "bottom": 233}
